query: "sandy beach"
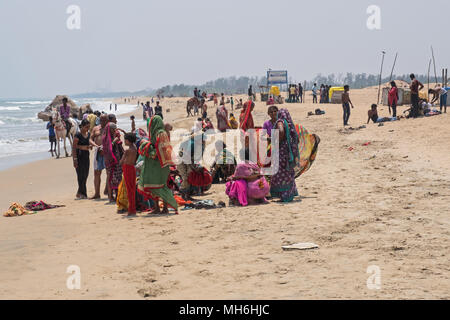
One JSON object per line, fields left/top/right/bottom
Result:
{"left": 1, "top": 86, "right": 449, "bottom": 300}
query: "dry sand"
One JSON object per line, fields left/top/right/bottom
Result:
{"left": 0, "top": 86, "right": 449, "bottom": 299}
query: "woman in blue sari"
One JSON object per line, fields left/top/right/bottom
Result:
{"left": 270, "top": 108, "right": 300, "bottom": 202}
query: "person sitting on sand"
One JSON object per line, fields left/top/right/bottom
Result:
{"left": 117, "top": 133, "right": 138, "bottom": 216}
{"left": 229, "top": 113, "right": 238, "bottom": 129}
{"left": 211, "top": 141, "right": 236, "bottom": 184}
{"left": 367, "top": 104, "right": 399, "bottom": 124}
{"left": 226, "top": 162, "right": 270, "bottom": 206}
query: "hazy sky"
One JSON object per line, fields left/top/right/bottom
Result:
{"left": 0, "top": 0, "right": 449, "bottom": 99}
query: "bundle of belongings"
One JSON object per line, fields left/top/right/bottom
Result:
{"left": 4, "top": 201, "right": 65, "bottom": 217}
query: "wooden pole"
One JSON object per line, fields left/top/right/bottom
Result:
{"left": 445, "top": 68, "right": 448, "bottom": 87}
{"left": 431, "top": 46, "right": 438, "bottom": 85}
{"left": 389, "top": 52, "right": 398, "bottom": 81}
{"left": 427, "top": 59, "right": 431, "bottom": 97}
{"left": 377, "top": 51, "right": 386, "bottom": 105}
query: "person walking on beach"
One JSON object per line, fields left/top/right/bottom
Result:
{"left": 341, "top": 85, "right": 354, "bottom": 126}
{"left": 73, "top": 120, "right": 93, "bottom": 199}
{"left": 89, "top": 114, "right": 109, "bottom": 199}
{"left": 409, "top": 74, "right": 424, "bottom": 118}
{"left": 388, "top": 81, "right": 399, "bottom": 118}
{"left": 248, "top": 85, "right": 253, "bottom": 100}
{"left": 47, "top": 116, "right": 56, "bottom": 155}
{"left": 230, "top": 96, "right": 234, "bottom": 111}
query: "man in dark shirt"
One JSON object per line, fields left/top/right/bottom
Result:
{"left": 155, "top": 101, "right": 163, "bottom": 119}
{"left": 409, "top": 73, "right": 424, "bottom": 118}
{"left": 298, "top": 83, "right": 303, "bottom": 103}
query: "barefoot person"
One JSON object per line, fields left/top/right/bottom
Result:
{"left": 103, "top": 122, "right": 124, "bottom": 203}
{"left": 117, "top": 133, "right": 138, "bottom": 216}
{"left": 341, "top": 85, "right": 354, "bottom": 126}
{"left": 89, "top": 114, "right": 109, "bottom": 199}
{"left": 138, "top": 116, "right": 178, "bottom": 214}
{"left": 72, "top": 120, "right": 93, "bottom": 199}
{"left": 367, "top": 104, "right": 399, "bottom": 124}
{"left": 409, "top": 73, "right": 424, "bottom": 118}
{"left": 429, "top": 85, "right": 448, "bottom": 113}
{"left": 47, "top": 116, "right": 56, "bottom": 155}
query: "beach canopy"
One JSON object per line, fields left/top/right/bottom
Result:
{"left": 328, "top": 87, "right": 344, "bottom": 100}
{"left": 270, "top": 86, "right": 280, "bottom": 96}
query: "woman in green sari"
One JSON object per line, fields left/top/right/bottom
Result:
{"left": 138, "top": 115, "right": 178, "bottom": 214}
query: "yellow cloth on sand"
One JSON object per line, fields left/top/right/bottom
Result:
{"left": 4, "top": 203, "right": 35, "bottom": 217}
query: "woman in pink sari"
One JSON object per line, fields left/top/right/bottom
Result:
{"left": 225, "top": 162, "right": 269, "bottom": 206}
{"left": 103, "top": 122, "right": 124, "bottom": 202}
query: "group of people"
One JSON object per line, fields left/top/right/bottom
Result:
{"left": 141, "top": 100, "right": 163, "bottom": 120}
{"left": 288, "top": 84, "right": 304, "bottom": 103}
{"left": 311, "top": 83, "right": 332, "bottom": 104}
{"left": 65, "top": 96, "right": 313, "bottom": 217}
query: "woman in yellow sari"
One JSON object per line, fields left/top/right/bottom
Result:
{"left": 138, "top": 115, "right": 178, "bottom": 214}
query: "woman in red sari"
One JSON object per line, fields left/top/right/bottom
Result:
{"left": 239, "top": 100, "right": 255, "bottom": 132}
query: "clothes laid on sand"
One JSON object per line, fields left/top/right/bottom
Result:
{"left": 225, "top": 162, "right": 270, "bottom": 206}
{"left": 270, "top": 109, "right": 299, "bottom": 202}
{"left": 4, "top": 201, "right": 64, "bottom": 217}
{"left": 4, "top": 203, "right": 35, "bottom": 217}
{"left": 24, "top": 201, "right": 65, "bottom": 211}
{"left": 138, "top": 116, "right": 178, "bottom": 210}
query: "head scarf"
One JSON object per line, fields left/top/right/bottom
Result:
{"left": 233, "top": 162, "right": 260, "bottom": 179}
{"left": 277, "top": 108, "right": 300, "bottom": 165}
{"left": 148, "top": 115, "right": 165, "bottom": 145}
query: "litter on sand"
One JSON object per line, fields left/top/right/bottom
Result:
{"left": 282, "top": 243, "right": 319, "bottom": 251}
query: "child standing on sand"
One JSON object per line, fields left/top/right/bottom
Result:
{"left": 117, "top": 133, "right": 138, "bottom": 216}
{"left": 47, "top": 116, "right": 56, "bottom": 154}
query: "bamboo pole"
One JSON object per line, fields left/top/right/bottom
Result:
{"left": 431, "top": 46, "right": 438, "bottom": 85}
{"left": 427, "top": 59, "right": 431, "bottom": 97}
{"left": 377, "top": 51, "right": 386, "bottom": 105}
{"left": 389, "top": 52, "right": 398, "bottom": 81}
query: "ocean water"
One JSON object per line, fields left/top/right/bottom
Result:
{"left": 0, "top": 98, "right": 142, "bottom": 169}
